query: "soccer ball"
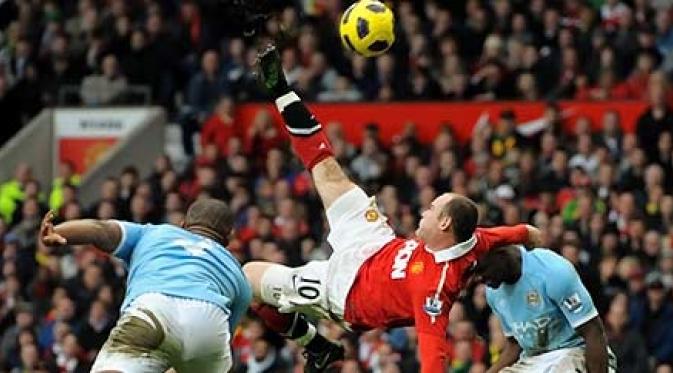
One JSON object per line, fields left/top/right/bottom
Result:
{"left": 339, "top": 0, "right": 395, "bottom": 58}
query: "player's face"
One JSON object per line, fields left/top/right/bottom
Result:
{"left": 416, "top": 193, "right": 453, "bottom": 240}
{"left": 473, "top": 249, "right": 518, "bottom": 288}
{"left": 474, "top": 266, "right": 508, "bottom": 288}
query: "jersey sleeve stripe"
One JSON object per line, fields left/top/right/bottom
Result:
{"left": 568, "top": 308, "right": 599, "bottom": 329}
{"left": 110, "top": 220, "right": 127, "bottom": 255}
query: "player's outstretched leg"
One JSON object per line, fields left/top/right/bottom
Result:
{"left": 257, "top": 44, "right": 356, "bottom": 209}
{"left": 243, "top": 262, "right": 344, "bottom": 372}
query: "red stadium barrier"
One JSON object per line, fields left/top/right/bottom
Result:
{"left": 236, "top": 101, "right": 648, "bottom": 146}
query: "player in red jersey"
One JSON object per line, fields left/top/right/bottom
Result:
{"left": 243, "top": 45, "right": 543, "bottom": 373}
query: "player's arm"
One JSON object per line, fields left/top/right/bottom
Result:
{"left": 546, "top": 257, "right": 608, "bottom": 373}
{"left": 576, "top": 316, "right": 609, "bottom": 373}
{"left": 40, "top": 211, "right": 122, "bottom": 253}
{"left": 485, "top": 292, "right": 521, "bottom": 372}
{"left": 413, "top": 293, "right": 450, "bottom": 373}
{"left": 524, "top": 225, "right": 543, "bottom": 247}
{"left": 486, "top": 337, "right": 521, "bottom": 373}
{"left": 478, "top": 224, "right": 542, "bottom": 248}
{"left": 417, "top": 331, "right": 449, "bottom": 373}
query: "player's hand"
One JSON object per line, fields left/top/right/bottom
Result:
{"left": 255, "top": 44, "right": 289, "bottom": 98}
{"left": 40, "top": 211, "right": 67, "bottom": 246}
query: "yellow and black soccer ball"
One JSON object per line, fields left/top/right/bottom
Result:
{"left": 339, "top": 0, "right": 395, "bottom": 57}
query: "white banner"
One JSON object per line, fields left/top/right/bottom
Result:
{"left": 53, "top": 108, "right": 150, "bottom": 137}
{"left": 53, "top": 108, "right": 153, "bottom": 175}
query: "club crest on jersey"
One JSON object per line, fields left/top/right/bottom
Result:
{"left": 365, "top": 208, "right": 379, "bottom": 222}
{"left": 410, "top": 261, "right": 424, "bottom": 275}
{"left": 423, "top": 296, "right": 443, "bottom": 323}
{"left": 526, "top": 290, "right": 541, "bottom": 307}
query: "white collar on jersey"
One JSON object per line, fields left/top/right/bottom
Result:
{"left": 425, "top": 234, "right": 477, "bottom": 263}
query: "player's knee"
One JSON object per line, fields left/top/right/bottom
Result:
{"left": 242, "top": 262, "right": 264, "bottom": 286}
{"left": 244, "top": 262, "right": 294, "bottom": 306}
{"left": 242, "top": 261, "right": 274, "bottom": 298}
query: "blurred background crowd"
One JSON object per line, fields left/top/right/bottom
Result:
{"left": 3, "top": 0, "right": 673, "bottom": 149}
{"left": 2, "top": 0, "right": 673, "bottom": 372}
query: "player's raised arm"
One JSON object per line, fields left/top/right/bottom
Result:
{"left": 40, "top": 210, "right": 122, "bottom": 253}
{"left": 478, "top": 224, "right": 542, "bottom": 249}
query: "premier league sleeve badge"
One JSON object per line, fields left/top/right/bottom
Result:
{"left": 423, "top": 295, "right": 443, "bottom": 324}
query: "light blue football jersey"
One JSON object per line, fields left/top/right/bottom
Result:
{"left": 486, "top": 246, "right": 598, "bottom": 357}
{"left": 113, "top": 221, "right": 252, "bottom": 331}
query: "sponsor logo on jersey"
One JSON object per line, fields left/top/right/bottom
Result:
{"left": 390, "top": 240, "right": 419, "bottom": 279}
{"left": 562, "top": 292, "right": 583, "bottom": 313}
{"left": 526, "top": 290, "right": 541, "bottom": 307}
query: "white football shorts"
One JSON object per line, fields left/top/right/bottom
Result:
{"left": 260, "top": 187, "right": 395, "bottom": 320}
{"left": 502, "top": 346, "right": 617, "bottom": 373}
{"left": 91, "top": 292, "right": 232, "bottom": 373}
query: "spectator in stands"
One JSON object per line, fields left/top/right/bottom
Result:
{"left": 118, "top": 166, "right": 139, "bottom": 208}
{"left": 630, "top": 272, "right": 673, "bottom": 366}
{"left": 6, "top": 38, "right": 33, "bottom": 84}
{"left": 0, "top": 302, "right": 36, "bottom": 369}
{"left": 79, "top": 54, "right": 128, "bottom": 106}
{"left": 627, "top": 52, "right": 657, "bottom": 100}
{"left": 120, "top": 28, "right": 159, "bottom": 97}
{"left": 0, "top": 75, "right": 22, "bottom": 145}
{"left": 240, "top": 337, "right": 288, "bottom": 372}
{"left": 74, "top": 300, "right": 112, "bottom": 353}
{"left": 637, "top": 72, "right": 673, "bottom": 162}
{"left": 606, "top": 294, "right": 649, "bottom": 373}
{"left": 0, "top": 163, "right": 32, "bottom": 224}
{"left": 200, "top": 96, "right": 239, "bottom": 157}
{"left": 180, "top": 49, "right": 229, "bottom": 155}
{"left": 54, "top": 333, "right": 89, "bottom": 372}
{"left": 49, "top": 161, "right": 80, "bottom": 212}
{"left": 11, "top": 343, "right": 48, "bottom": 372}
{"left": 317, "top": 76, "right": 363, "bottom": 102}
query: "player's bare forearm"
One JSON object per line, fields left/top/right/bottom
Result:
{"left": 525, "top": 224, "right": 543, "bottom": 247}
{"left": 52, "top": 220, "right": 122, "bottom": 253}
{"left": 486, "top": 337, "right": 521, "bottom": 373}
{"left": 577, "top": 317, "right": 609, "bottom": 373}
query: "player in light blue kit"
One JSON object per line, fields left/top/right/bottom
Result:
{"left": 39, "top": 198, "right": 252, "bottom": 373}
{"left": 469, "top": 245, "right": 615, "bottom": 373}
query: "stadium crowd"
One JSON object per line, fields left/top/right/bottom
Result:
{"left": 1, "top": 0, "right": 673, "bottom": 372}
{"left": 3, "top": 0, "right": 673, "bottom": 149}
{"left": 1, "top": 78, "right": 673, "bottom": 372}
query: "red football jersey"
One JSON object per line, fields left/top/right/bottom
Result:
{"left": 344, "top": 225, "right": 529, "bottom": 373}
